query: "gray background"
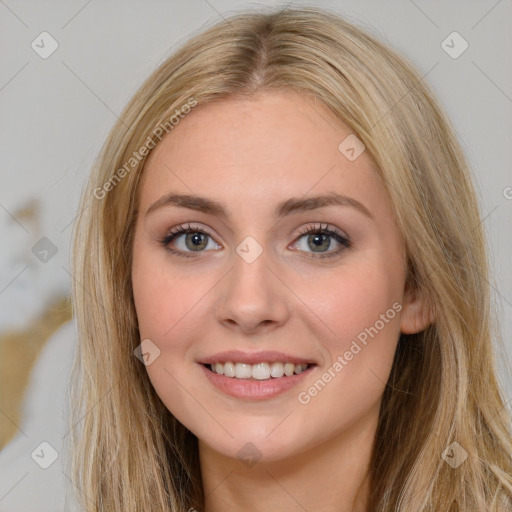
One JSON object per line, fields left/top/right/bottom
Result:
{"left": 0, "top": 0, "right": 511, "bottom": 509}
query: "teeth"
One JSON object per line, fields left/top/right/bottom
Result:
{"left": 270, "top": 362, "right": 284, "bottom": 378}
{"left": 209, "top": 361, "right": 310, "bottom": 379}
{"left": 235, "top": 363, "right": 252, "bottom": 379}
{"left": 252, "top": 362, "right": 270, "bottom": 380}
{"left": 294, "top": 363, "right": 308, "bottom": 375}
{"left": 284, "top": 362, "right": 295, "bottom": 377}
{"left": 224, "top": 362, "right": 235, "bottom": 377}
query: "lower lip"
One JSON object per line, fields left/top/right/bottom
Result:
{"left": 200, "top": 364, "right": 315, "bottom": 401}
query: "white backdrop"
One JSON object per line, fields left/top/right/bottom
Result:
{"left": 0, "top": 1, "right": 511, "bottom": 509}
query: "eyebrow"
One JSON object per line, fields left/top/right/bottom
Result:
{"left": 145, "top": 192, "right": 373, "bottom": 220}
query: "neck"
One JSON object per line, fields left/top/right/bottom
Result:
{"left": 198, "top": 409, "right": 377, "bottom": 512}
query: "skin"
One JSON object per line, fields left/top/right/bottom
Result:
{"left": 131, "top": 89, "right": 431, "bottom": 512}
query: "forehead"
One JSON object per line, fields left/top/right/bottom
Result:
{"left": 138, "top": 90, "right": 383, "bottom": 216}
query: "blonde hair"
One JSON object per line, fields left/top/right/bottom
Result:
{"left": 68, "top": 6, "right": 512, "bottom": 511}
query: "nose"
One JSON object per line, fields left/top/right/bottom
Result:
{"left": 215, "top": 244, "right": 291, "bottom": 335}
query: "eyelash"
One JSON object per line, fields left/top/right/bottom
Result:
{"left": 159, "top": 223, "right": 351, "bottom": 260}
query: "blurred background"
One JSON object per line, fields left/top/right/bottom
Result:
{"left": 0, "top": 0, "right": 511, "bottom": 509}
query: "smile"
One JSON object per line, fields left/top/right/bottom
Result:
{"left": 206, "top": 361, "right": 310, "bottom": 380}
{"left": 200, "top": 362, "right": 316, "bottom": 401}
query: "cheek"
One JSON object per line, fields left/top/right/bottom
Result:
{"left": 131, "top": 247, "right": 210, "bottom": 418}
{"left": 292, "top": 258, "right": 402, "bottom": 407}
{"left": 132, "top": 244, "right": 212, "bottom": 341}
{"left": 295, "top": 257, "right": 402, "bottom": 345}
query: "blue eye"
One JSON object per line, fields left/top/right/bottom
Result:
{"left": 160, "top": 222, "right": 351, "bottom": 260}
{"left": 160, "top": 224, "right": 219, "bottom": 257}
{"left": 294, "top": 223, "right": 351, "bottom": 259}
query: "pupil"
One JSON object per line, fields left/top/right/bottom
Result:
{"left": 186, "top": 232, "right": 207, "bottom": 250}
{"left": 309, "top": 234, "right": 329, "bottom": 251}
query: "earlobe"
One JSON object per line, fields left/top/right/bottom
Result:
{"left": 400, "top": 285, "right": 434, "bottom": 334}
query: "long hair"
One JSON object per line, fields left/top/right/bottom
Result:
{"left": 68, "top": 6, "right": 512, "bottom": 511}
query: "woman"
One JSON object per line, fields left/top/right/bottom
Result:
{"left": 68, "top": 6, "right": 512, "bottom": 511}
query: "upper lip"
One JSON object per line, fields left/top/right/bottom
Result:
{"left": 199, "top": 350, "right": 316, "bottom": 366}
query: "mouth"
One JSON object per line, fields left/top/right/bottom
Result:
{"left": 203, "top": 361, "right": 315, "bottom": 380}
{"left": 198, "top": 350, "right": 317, "bottom": 400}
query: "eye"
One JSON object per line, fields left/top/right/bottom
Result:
{"left": 160, "top": 222, "right": 351, "bottom": 260}
{"left": 160, "top": 223, "right": 220, "bottom": 257}
{"left": 292, "top": 223, "right": 351, "bottom": 259}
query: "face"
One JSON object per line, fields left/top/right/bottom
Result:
{"left": 131, "top": 89, "right": 424, "bottom": 464}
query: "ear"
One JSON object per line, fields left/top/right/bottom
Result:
{"left": 400, "top": 281, "right": 434, "bottom": 334}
